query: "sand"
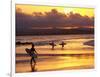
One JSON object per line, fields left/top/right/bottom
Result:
{"left": 16, "top": 38, "right": 94, "bottom": 73}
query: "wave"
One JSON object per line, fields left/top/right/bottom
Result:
{"left": 16, "top": 53, "right": 94, "bottom": 57}
{"left": 16, "top": 39, "right": 64, "bottom": 46}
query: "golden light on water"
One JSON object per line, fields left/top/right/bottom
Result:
{"left": 16, "top": 37, "right": 94, "bottom": 72}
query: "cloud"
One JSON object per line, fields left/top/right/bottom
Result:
{"left": 16, "top": 8, "right": 94, "bottom": 33}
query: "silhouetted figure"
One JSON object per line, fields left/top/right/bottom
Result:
{"left": 25, "top": 43, "right": 38, "bottom": 71}
{"left": 30, "top": 43, "right": 38, "bottom": 71}
{"left": 49, "top": 41, "right": 56, "bottom": 50}
{"left": 59, "top": 41, "right": 66, "bottom": 49}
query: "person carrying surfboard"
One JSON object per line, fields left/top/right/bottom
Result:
{"left": 30, "top": 43, "right": 38, "bottom": 65}
{"left": 59, "top": 41, "right": 66, "bottom": 49}
{"left": 49, "top": 41, "right": 56, "bottom": 50}
{"left": 25, "top": 43, "right": 38, "bottom": 71}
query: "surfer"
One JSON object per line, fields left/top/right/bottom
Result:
{"left": 30, "top": 43, "right": 38, "bottom": 64}
{"left": 49, "top": 41, "right": 56, "bottom": 50}
{"left": 25, "top": 43, "right": 38, "bottom": 71}
{"left": 59, "top": 41, "right": 66, "bottom": 49}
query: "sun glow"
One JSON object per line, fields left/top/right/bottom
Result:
{"left": 64, "top": 8, "right": 94, "bottom": 17}
{"left": 16, "top": 4, "right": 94, "bottom": 17}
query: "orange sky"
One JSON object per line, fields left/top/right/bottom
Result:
{"left": 16, "top": 4, "right": 94, "bottom": 17}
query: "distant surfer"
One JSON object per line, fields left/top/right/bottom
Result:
{"left": 25, "top": 43, "right": 38, "bottom": 71}
{"left": 59, "top": 41, "right": 66, "bottom": 49}
{"left": 49, "top": 41, "right": 56, "bottom": 50}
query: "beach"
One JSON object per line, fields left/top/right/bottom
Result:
{"left": 16, "top": 34, "right": 94, "bottom": 73}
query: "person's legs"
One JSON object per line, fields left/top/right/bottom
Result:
{"left": 32, "top": 57, "right": 36, "bottom": 64}
{"left": 30, "top": 57, "right": 33, "bottom": 68}
{"left": 31, "top": 57, "right": 36, "bottom": 64}
{"left": 62, "top": 45, "right": 64, "bottom": 49}
{"left": 52, "top": 45, "right": 54, "bottom": 50}
{"left": 30, "top": 57, "right": 36, "bottom": 71}
{"left": 32, "top": 57, "right": 36, "bottom": 70}
{"left": 62, "top": 45, "right": 64, "bottom": 48}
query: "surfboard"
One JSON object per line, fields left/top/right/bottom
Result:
{"left": 25, "top": 48, "right": 37, "bottom": 58}
{"left": 59, "top": 43, "right": 66, "bottom": 45}
{"left": 25, "top": 48, "right": 32, "bottom": 56}
{"left": 49, "top": 43, "right": 56, "bottom": 46}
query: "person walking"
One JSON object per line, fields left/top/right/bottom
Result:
{"left": 60, "top": 41, "right": 66, "bottom": 49}
{"left": 30, "top": 43, "right": 38, "bottom": 64}
{"left": 25, "top": 43, "right": 38, "bottom": 71}
{"left": 49, "top": 41, "right": 56, "bottom": 50}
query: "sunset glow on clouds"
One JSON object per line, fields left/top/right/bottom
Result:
{"left": 16, "top": 4, "right": 94, "bottom": 35}
{"left": 16, "top": 4, "right": 94, "bottom": 17}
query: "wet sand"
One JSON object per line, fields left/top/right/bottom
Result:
{"left": 16, "top": 38, "right": 94, "bottom": 73}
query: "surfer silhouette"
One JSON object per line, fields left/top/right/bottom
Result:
{"left": 25, "top": 43, "right": 38, "bottom": 71}
{"left": 59, "top": 41, "right": 66, "bottom": 49}
{"left": 49, "top": 41, "right": 56, "bottom": 50}
{"left": 30, "top": 43, "right": 38, "bottom": 71}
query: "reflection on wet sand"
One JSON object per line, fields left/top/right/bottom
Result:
{"left": 31, "top": 62, "right": 37, "bottom": 72}
{"left": 16, "top": 36, "right": 94, "bottom": 73}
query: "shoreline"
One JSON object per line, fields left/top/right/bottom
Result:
{"left": 16, "top": 36, "right": 94, "bottom": 73}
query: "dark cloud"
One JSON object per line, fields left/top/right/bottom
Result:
{"left": 16, "top": 8, "right": 94, "bottom": 34}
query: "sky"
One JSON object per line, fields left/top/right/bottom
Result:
{"left": 16, "top": 4, "right": 94, "bottom": 35}
{"left": 16, "top": 4, "right": 94, "bottom": 17}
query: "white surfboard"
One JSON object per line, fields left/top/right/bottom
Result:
{"left": 25, "top": 48, "right": 37, "bottom": 58}
{"left": 25, "top": 48, "right": 32, "bottom": 56}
